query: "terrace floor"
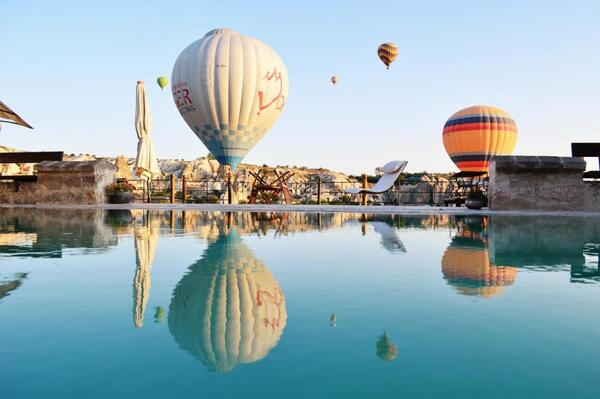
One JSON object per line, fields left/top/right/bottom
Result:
{"left": 2, "top": 203, "right": 600, "bottom": 217}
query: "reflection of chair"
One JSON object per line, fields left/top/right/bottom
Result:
{"left": 371, "top": 222, "right": 406, "bottom": 253}
{"left": 248, "top": 169, "right": 294, "bottom": 204}
{"left": 344, "top": 160, "right": 408, "bottom": 197}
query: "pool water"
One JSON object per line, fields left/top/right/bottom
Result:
{"left": 1, "top": 209, "right": 599, "bottom": 398}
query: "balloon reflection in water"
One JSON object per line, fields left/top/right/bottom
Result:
{"left": 442, "top": 217, "right": 516, "bottom": 298}
{"left": 376, "top": 333, "right": 398, "bottom": 361}
{"left": 169, "top": 230, "right": 286, "bottom": 372}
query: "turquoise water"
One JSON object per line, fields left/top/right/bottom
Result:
{"left": 1, "top": 209, "right": 599, "bottom": 399}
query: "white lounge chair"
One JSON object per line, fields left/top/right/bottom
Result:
{"left": 345, "top": 160, "right": 408, "bottom": 195}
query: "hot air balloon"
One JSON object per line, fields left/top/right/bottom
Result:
{"left": 331, "top": 76, "right": 338, "bottom": 85}
{"left": 156, "top": 76, "right": 169, "bottom": 90}
{"left": 168, "top": 230, "right": 287, "bottom": 372}
{"left": 171, "top": 28, "right": 289, "bottom": 171}
{"left": 443, "top": 105, "right": 518, "bottom": 172}
{"left": 377, "top": 43, "right": 398, "bottom": 69}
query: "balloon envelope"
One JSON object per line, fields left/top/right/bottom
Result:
{"left": 171, "top": 28, "right": 289, "bottom": 170}
{"left": 443, "top": 105, "right": 518, "bottom": 172}
{"left": 156, "top": 76, "right": 169, "bottom": 90}
{"left": 377, "top": 43, "right": 398, "bottom": 69}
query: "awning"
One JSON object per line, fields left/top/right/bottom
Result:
{"left": 0, "top": 101, "right": 33, "bottom": 129}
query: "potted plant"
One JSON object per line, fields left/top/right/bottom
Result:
{"left": 106, "top": 180, "right": 135, "bottom": 204}
{"left": 465, "top": 188, "right": 487, "bottom": 210}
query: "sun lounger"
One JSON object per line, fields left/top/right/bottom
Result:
{"left": 345, "top": 160, "right": 408, "bottom": 195}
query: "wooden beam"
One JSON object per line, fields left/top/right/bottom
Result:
{"left": 0, "top": 151, "right": 63, "bottom": 163}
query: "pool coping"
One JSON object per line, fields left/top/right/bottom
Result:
{"left": 2, "top": 203, "right": 600, "bottom": 217}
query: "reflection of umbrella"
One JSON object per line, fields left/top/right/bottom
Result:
{"left": 169, "top": 230, "right": 287, "bottom": 372}
{"left": 132, "top": 221, "right": 159, "bottom": 328}
{"left": 376, "top": 332, "right": 398, "bottom": 361}
{"left": 0, "top": 100, "right": 33, "bottom": 129}
{"left": 441, "top": 239, "right": 516, "bottom": 298}
{"left": 135, "top": 81, "right": 161, "bottom": 200}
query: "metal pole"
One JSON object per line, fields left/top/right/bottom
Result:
{"left": 227, "top": 172, "right": 232, "bottom": 205}
{"left": 170, "top": 174, "right": 175, "bottom": 204}
{"left": 361, "top": 174, "right": 367, "bottom": 206}
{"left": 317, "top": 177, "right": 321, "bottom": 205}
{"left": 182, "top": 176, "right": 187, "bottom": 204}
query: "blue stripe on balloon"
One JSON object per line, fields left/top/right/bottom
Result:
{"left": 444, "top": 115, "right": 516, "bottom": 128}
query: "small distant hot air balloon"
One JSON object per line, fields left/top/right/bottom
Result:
{"left": 156, "top": 76, "right": 168, "bottom": 90}
{"left": 443, "top": 105, "right": 518, "bottom": 172}
{"left": 331, "top": 76, "right": 338, "bottom": 85}
{"left": 377, "top": 43, "right": 398, "bottom": 69}
{"left": 171, "top": 28, "right": 289, "bottom": 171}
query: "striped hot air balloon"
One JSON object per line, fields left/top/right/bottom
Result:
{"left": 377, "top": 43, "right": 398, "bottom": 69}
{"left": 443, "top": 105, "right": 518, "bottom": 172}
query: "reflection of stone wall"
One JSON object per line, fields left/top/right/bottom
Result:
{"left": 0, "top": 208, "right": 117, "bottom": 256}
{"left": 0, "top": 160, "right": 115, "bottom": 205}
{"left": 488, "top": 216, "right": 600, "bottom": 266}
{"left": 489, "top": 156, "right": 600, "bottom": 211}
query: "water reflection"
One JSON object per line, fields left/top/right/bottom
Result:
{"left": 132, "top": 215, "right": 160, "bottom": 328}
{"left": 376, "top": 333, "right": 398, "bottom": 361}
{"left": 153, "top": 306, "right": 165, "bottom": 324}
{"left": 0, "top": 208, "right": 117, "bottom": 257}
{"left": 442, "top": 217, "right": 517, "bottom": 298}
{"left": 0, "top": 272, "right": 28, "bottom": 301}
{"left": 488, "top": 217, "right": 600, "bottom": 283}
{"left": 168, "top": 230, "right": 287, "bottom": 372}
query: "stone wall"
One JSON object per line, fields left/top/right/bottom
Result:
{"left": 488, "top": 155, "right": 600, "bottom": 212}
{"left": 0, "top": 160, "right": 116, "bottom": 205}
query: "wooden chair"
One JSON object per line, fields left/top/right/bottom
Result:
{"left": 571, "top": 143, "right": 600, "bottom": 180}
{"left": 0, "top": 151, "right": 64, "bottom": 191}
{"left": 248, "top": 169, "right": 294, "bottom": 204}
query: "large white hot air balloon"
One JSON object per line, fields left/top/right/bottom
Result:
{"left": 171, "top": 28, "right": 289, "bottom": 171}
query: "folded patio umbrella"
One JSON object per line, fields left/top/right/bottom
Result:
{"left": 132, "top": 219, "right": 159, "bottom": 328}
{"left": 134, "top": 81, "right": 160, "bottom": 180}
{"left": 0, "top": 100, "right": 33, "bottom": 129}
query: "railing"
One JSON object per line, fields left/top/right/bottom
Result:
{"left": 130, "top": 174, "right": 468, "bottom": 206}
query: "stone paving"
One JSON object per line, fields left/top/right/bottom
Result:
{"left": 2, "top": 203, "right": 600, "bottom": 217}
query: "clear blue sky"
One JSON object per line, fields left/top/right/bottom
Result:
{"left": 1, "top": 0, "right": 599, "bottom": 174}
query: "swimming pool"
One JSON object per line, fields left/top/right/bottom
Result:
{"left": 1, "top": 208, "right": 598, "bottom": 398}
